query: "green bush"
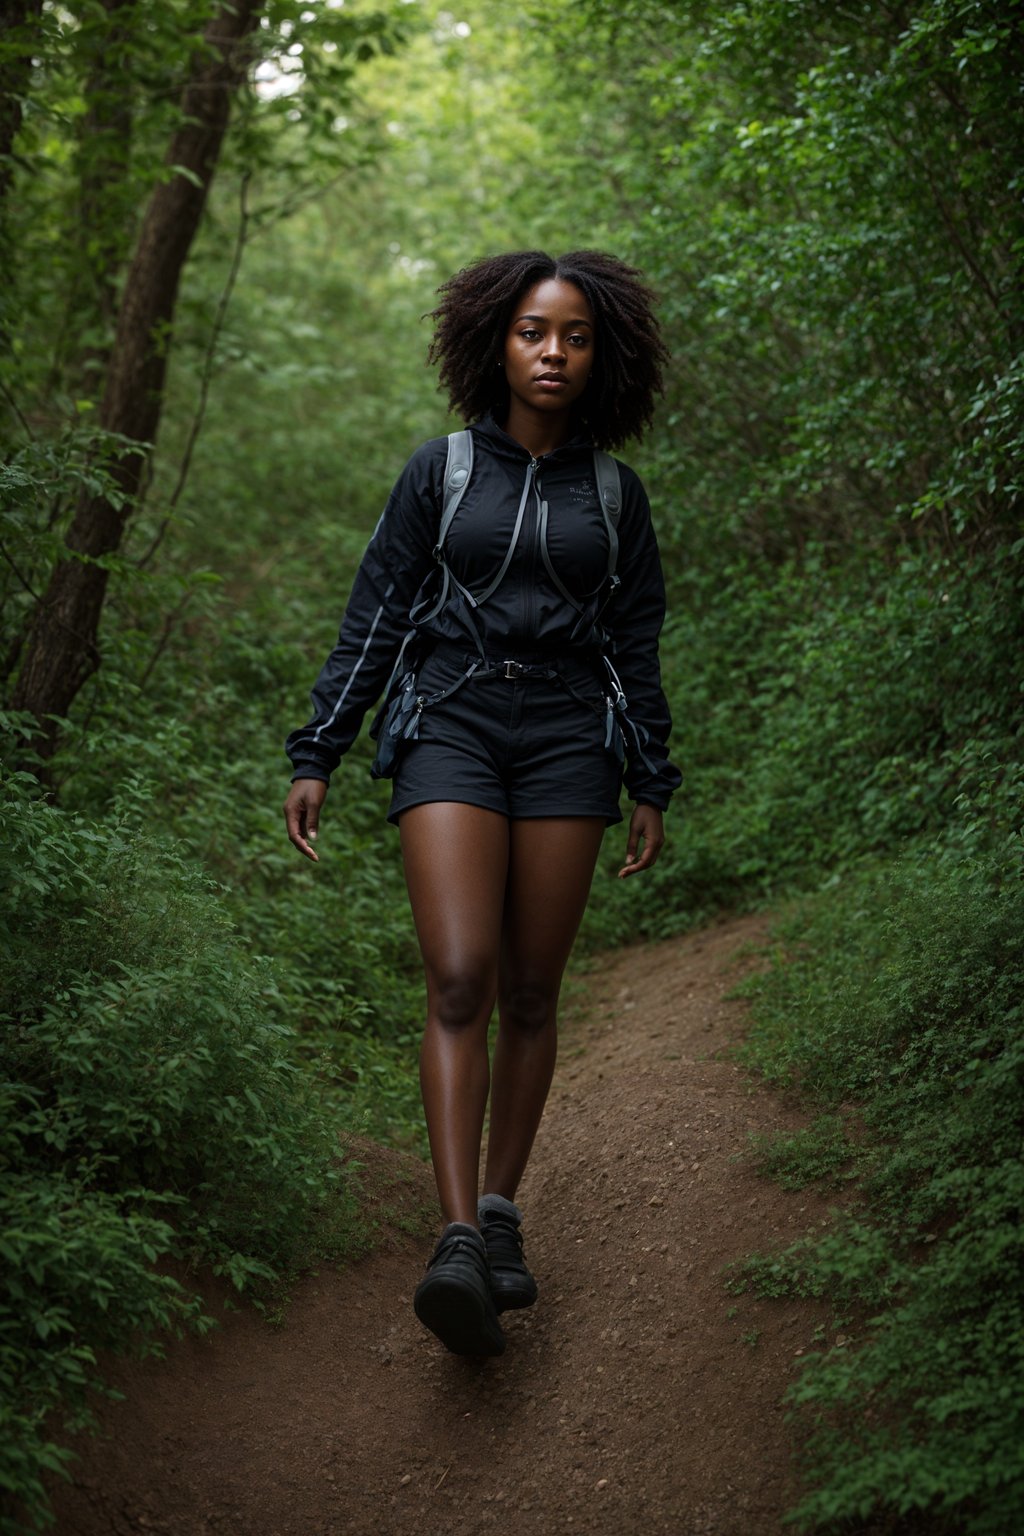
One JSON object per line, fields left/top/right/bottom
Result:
{"left": 734, "top": 820, "right": 1024, "bottom": 1533}
{"left": 0, "top": 765, "right": 356, "bottom": 1533}
{"left": 53, "top": 600, "right": 427, "bottom": 1052}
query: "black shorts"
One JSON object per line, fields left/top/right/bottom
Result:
{"left": 387, "top": 645, "right": 624, "bottom": 826}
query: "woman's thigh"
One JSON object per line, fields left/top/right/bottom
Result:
{"left": 399, "top": 802, "right": 510, "bottom": 1015}
{"left": 499, "top": 818, "right": 607, "bottom": 1008}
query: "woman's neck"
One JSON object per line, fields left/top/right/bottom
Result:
{"left": 501, "top": 401, "right": 574, "bottom": 459}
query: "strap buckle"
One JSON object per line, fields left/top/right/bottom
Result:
{"left": 502, "top": 660, "right": 524, "bottom": 679}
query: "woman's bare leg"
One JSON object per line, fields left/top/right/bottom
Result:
{"left": 483, "top": 817, "right": 606, "bottom": 1199}
{"left": 399, "top": 802, "right": 510, "bottom": 1227}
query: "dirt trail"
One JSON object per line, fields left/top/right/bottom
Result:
{"left": 51, "top": 914, "right": 855, "bottom": 1536}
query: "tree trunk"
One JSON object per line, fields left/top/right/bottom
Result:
{"left": 11, "top": 0, "right": 262, "bottom": 743}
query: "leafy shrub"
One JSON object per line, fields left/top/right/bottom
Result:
{"left": 53, "top": 603, "right": 427, "bottom": 1051}
{"left": 747, "top": 1115, "right": 856, "bottom": 1193}
{"left": 580, "top": 538, "right": 1023, "bottom": 945}
{"left": 735, "top": 821, "right": 1024, "bottom": 1533}
{"left": 0, "top": 765, "right": 356, "bottom": 1533}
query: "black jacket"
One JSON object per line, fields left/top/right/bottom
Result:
{"left": 285, "top": 415, "right": 681, "bottom": 808}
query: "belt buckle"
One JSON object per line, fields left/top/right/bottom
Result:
{"left": 502, "top": 660, "right": 523, "bottom": 680}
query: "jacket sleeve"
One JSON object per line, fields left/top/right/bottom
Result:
{"left": 606, "top": 465, "right": 683, "bottom": 809}
{"left": 284, "top": 440, "right": 444, "bottom": 782}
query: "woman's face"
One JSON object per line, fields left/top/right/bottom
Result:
{"left": 502, "top": 278, "right": 594, "bottom": 420}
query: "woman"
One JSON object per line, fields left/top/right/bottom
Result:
{"left": 284, "top": 250, "right": 680, "bottom": 1357}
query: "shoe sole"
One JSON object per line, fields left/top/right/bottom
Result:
{"left": 414, "top": 1272, "right": 506, "bottom": 1356}
{"left": 491, "top": 1277, "right": 539, "bottom": 1313}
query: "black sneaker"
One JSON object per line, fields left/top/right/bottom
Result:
{"left": 413, "top": 1223, "right": 506, "bottom": 1356}
{"left": 478, "top": 1194, "right": 539, "bottom": 1313}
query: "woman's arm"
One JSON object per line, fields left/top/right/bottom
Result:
{"left": 284, "top": 439, "right": 446, "bottom": 785}
{"left": 606, "top": 464, "right": 682, "bottom": 813}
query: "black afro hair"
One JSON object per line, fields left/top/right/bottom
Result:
{"left": 427, "top": 249, "right": 668, "bottom": 450}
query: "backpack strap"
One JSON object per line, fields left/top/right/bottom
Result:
{"left": 409, "top": 429, "right": 476, "bottom": 636}
{"left": 417, "top": 434, "right": 623, "bottom": 639}
{"left": 439, "top": 435, "right": 620, "bottom": 581}
{"left": 436, "top": 429, "right": 474, "bottom": 554}
{"left": 539, "top": 448, "right": 623, "bottom": 617}
{"left": 438, "top": 429, "right": 529, "bottom": 611}
{"left": 593, "top": 448, "right": 621, "bottom": 588}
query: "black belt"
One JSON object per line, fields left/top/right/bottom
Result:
{"left": 479, "top": 658, "right": 558, "bottom": 680}
{"left": 430, "top": 640, "right": 599, "bottom": 684}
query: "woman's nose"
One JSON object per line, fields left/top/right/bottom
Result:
{"left": 542, "top": 336, "right": 566, "bottom": 363}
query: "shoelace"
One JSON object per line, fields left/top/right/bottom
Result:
{"left": 430, "top": 1232, "right": 488, "bottom": 1273}
{"left": 481, "top": 1216, "right": 526, "bottom": 1266}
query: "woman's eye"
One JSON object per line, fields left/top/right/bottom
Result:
{"left": 569, "top": 335, "right": 590, "bottom": 347}
{"left": 519, "top": 328, "right": 541, "bottom": 341}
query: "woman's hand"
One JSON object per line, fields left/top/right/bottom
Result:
{"left": 617, "top": 803, "right": 665, "bottom": 879}
{"left": 284, "top": 778, "right": 328, "bottom": 863}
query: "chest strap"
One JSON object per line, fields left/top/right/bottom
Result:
{"left": 410, "top": 431, "right": 624, "bottom": 662}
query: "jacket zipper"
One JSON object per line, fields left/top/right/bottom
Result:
{"left": 520, "top": 457, "right": 540, "bottom": 638}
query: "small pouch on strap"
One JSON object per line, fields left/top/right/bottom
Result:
{"left": 369, "top": 671, "right": 423, "bottom": 779}
{"left": 602, "top": 654, "right": 656, "bottom": 774}
{"left": 369, "top": 652, "right": 484, "bottom": 779}
{"left": 604, "top": 695, "right": 626, "bottom": 764}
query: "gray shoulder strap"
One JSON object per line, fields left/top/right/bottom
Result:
{"left": 593, "top": 449, "right": 621, "bottom": 582}
{"left": 431, "top": 434, "right": 620, "bottom": 614}
{"left": 436, "top": 429, "right": 474, "bottom": 554}
{"left": 411, "top": 430, "right": 476, "bottom": 642}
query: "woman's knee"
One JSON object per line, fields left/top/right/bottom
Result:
{"left": 427, "top": 964, "right": 495, "bottom": 1032}
{"left": 498, "top": 979, "right": 557, "bottom": 1036}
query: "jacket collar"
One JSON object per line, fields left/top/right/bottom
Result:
{"left": 469, "top": 411, "right": 593, "bottom": 463}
